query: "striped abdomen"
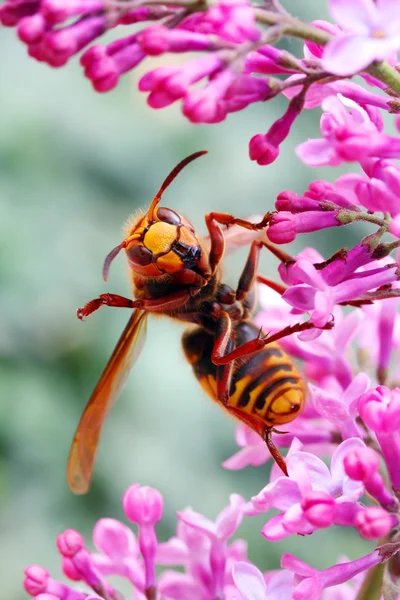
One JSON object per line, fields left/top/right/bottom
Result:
{"left": 182, "top": 321, "right": 305, "bottom": 429}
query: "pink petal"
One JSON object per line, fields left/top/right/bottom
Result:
{"left": 281, "top": 503, "right": 309, "bottom": 534}
{"left": 156, "top": 538, "right": 188, "bottom": 565}
{"left": 343, "top": 372, "right": 370, "bottom": 409}
{"left": 292, "top": 576, "right": 323, "bottom": 600}
{"left": 232, "top": 562, "right": 267, "bottom": 600}
{"left": 377, "top": 0, "right": 400, "bottom": 31}
{"left": 264, "top": 571, "right": 294, "bottom": 600}
{"left": 281, "top": 553, "right": 316, "bottom": 576}
{"left": 322, "top": 34, "right": 380, "bottom": 76}
{"left": 92, "top": 518, "right": 138, "bottom": 559}
{"left": 308, "top": 384, "right": 350, "bottom": 422}
{"left": 261, "top": 514, "right": 289, "bottom": 541}
{"left": 288, "top": 451, "right": 332, "bottom": 492}
{"left": 298, "top": 327, "right": 323, "bottom": 341}
{"left": 222, "top": 446, "right": 270, "bottom": 470}
{"left": 282, "top": 285, "right": 316, "bottom": 311}
{"left": 330, "top": 438, "right": 366, "bottom": 500}
{"left": 252, "top": 478, "right": 302, "bottom": 512}
{"left": 296, "top": 138, "right": 339, "bottom": 166}
{"left": 216, "top": 494, "right": 245, "bottom": 540}
{"left": 329, "top": 0, "right": 379, "bottom": 32}
{"left": 159, "top": 570, "right": 204, "bottom": 600}
{"left": 333, "top": 310, "right": 361, "bottom": 349}
{"left": 177, "top": 509, "right": 216, "bottom": 537}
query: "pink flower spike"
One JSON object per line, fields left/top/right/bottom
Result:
{"left": 354, "top": 506, "right": 398, "bottom": 539}
{"left": 323, "top": 0, "right": 400, "bottom": 76}
{"left": 249, "top": 88, "right": 306, "bottom": 166}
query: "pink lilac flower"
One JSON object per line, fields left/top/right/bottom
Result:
{"left": 249, "top": 88, "right": 306, "bottom": 165}
{"left": 278, "top": 250, "right": 398, "bottom": 337}
{"left": 296, "top": 94, "right": 400, "bottom": 167}
{"left": 308, "top": 372, "right": 370, "bottom": 439}
{"left": 249, "top": 438, "right": 368, "bottom": 541}
{"left": 358, "top": 386, "right": 400, "bottom": 492}
{"left": 281, "top": 547, "right": 400, "bottom": 599}
{"left": 322, "top": 0, "right": 400, "bottom": 76}
{"left": 343, "top": 445, "right": 398, "bottom": 511}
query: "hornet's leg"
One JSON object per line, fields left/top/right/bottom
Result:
{"left": 211, "top": 320, "right": 334, "bottom": 365}
{"left": 205, "top": 212, "right": 272, "bottom": 275}
{"left": 77, "top": 288, "right": 201, "bottom": 320}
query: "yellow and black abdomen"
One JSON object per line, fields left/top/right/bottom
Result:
{"left": 182, "top": 321, "right": 305, "bottom": 429}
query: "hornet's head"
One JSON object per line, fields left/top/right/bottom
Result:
{"left": 102, "top": 151, "right": 211, "bottom": 281}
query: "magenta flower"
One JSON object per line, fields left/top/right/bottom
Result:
{"left": 323, "top": 0, "right": 400, "bottom": 76}
{"left": 281, "top": 547, "right": 400, "bottom": 599}
{"left": 249, "top": 88, "right": 306, "bottom": 165}
{"left": 280, "top": 253, "right": 398, "bottom": 337}
{"left": 358, "top": 386, "right": 400, "bottom": 494}
{"left": 250, "top": 438, "right": 366, "bottom": 540}
{"left": 308, "top": 372, "right": 370, "bottom": 439}
{"left": 296, "top": 95, "right": 400, "bottom": 167}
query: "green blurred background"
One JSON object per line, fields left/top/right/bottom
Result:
{"left": 1, "top": 1, "right": 373, "bottom": 598}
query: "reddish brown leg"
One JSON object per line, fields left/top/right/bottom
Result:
{"left": 77, "top": 288, "right": 201, "bottom": 320}
{"left": 256, "top": 275, "right": 288, "bottom": 296}
{"left": 263, "top": 428, "right": 288, "bottom": 476}
{"left": 205, "top": 212, "right": 272, "bottom": 275}
{"left": 236, "top": 240, "right": 262, "bottom": 304}
{"left": 77, "top": 294, "right": 135, "bottom": 320}
{"left": 212, "top": 320, "right": 334, "bottom": 365}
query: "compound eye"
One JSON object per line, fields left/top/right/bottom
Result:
{"left": 127, "top": 244, "right": 153, "bottom": 266}
{"left": 157, "top": 207, "right": 181, "bottom": 225}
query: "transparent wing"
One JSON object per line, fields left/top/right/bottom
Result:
{"left": 67, "top": 309, "right": 148, "bottom": 494}
{"left": 202, "top": 215, "right": 269, "bottom": 255}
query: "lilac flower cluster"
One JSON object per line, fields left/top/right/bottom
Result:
{"left": 23, "top": 481, "right": 400, "bottom": 600}
{"left": 7, "top": 0, "right": 400, "bottom": 598}
{"left": 3, "top": 0, "right": 400, "bottom": 153}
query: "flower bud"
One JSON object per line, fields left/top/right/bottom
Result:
{"left": 56, "top": 530, "right": 84, "bottom": 557}
{"left": 354, "top": 506, "right": 397, "bottom": 540}
{"left": 301, "top": 491, "right": 336, "bottom": 528}
{"left": 123, "top": 484, "right": 164, "bottom": 526}
{"left": 23, "top": 566, "right": 49, "bottom": 596}
{"left": 344, "top": 446, "right": 380, "bottom": 482}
